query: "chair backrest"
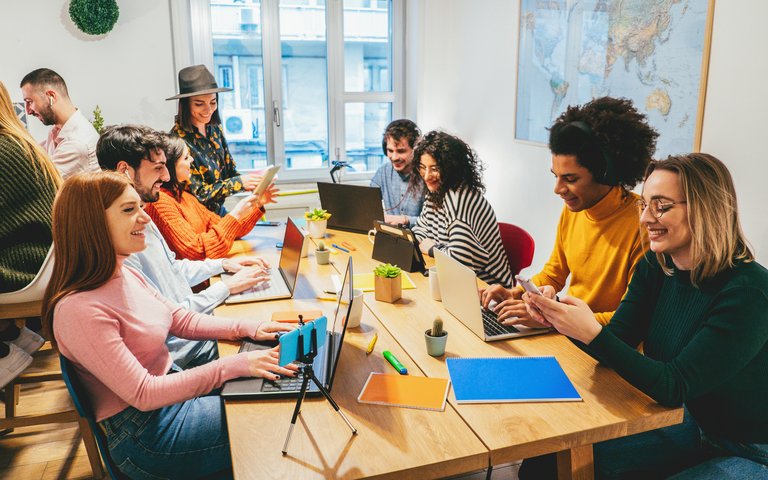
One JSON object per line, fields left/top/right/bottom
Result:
{"left": 0, "top": 246, "right": 55, "bottom": 304}
{"left": 497, "top": 222, "right": 535, "bottom": 278}
{"left": 59, "top": 355, "right": 124, "bottom": 480}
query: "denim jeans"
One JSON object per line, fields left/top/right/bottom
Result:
{"left": 101, "top": 392, "right": 232, "bottom": 480}
{"left": 519, "top": 408, "right": 768, "bottom": 479}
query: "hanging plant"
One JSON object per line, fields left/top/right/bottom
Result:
{"left": 69, "top": 0, "right": 120, "bottom": 35}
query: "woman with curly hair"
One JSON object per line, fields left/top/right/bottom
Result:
{"left": 482, "top": 96, "right": 658, "bottom": 327}
{"left": 410, "top": 131, "right": 512, "bottom": 287}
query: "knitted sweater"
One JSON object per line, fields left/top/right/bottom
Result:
{"left": 531, "top": 187, "right": 645, "bottom": 325}
{"left": 54, "top": 262, "right": 254, "bottom": 422}
{"left": 144, "top": 189, "right": 263, "bottom": 260}
{"left": 589, "top": 254, "right": 768, "bottom": 443}
{"left": 0, "top": 135, "right": 57, "bottom": 292}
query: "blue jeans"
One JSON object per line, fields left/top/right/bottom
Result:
{"left": 101, "top": 392, "right": 232, "bottom": 480}
{"left": 519, "top": 408, "right": 768, "bottom": 479}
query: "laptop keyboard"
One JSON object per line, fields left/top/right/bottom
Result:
{"left": 481, "top": 308, "right": 520, "bottom": 336}
{"left": 261, "top": 371, "right": 307, "bottom": 392}
{"left": 238, "top": 274, "right": 290, "bottom": 300}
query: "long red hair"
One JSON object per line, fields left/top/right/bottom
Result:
{"left": 42, "top": 172, "right": 134, "bottom": 345}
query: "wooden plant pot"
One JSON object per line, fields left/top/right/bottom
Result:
{"left": 374, "top": 275, "right": 401, "bottom": 303}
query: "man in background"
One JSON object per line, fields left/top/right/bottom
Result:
{"left": 370, "top": 119, "right": 425, "bottom": 226}
{"left": 20, "top": 68, "right": 100, "bottom": 178}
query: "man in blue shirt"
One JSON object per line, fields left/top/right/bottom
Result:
{"left": 370, "top": 119, "right": 425, "bottom": 226}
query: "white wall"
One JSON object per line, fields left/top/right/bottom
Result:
{"left": 0, "top": 0, "right": 178, "bottom": 142}
{"left": 411, "top": 0, "right": 768, "bottom": 271}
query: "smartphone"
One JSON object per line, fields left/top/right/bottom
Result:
{"left": 252, "top": 165, "right": 281, "bottom": 198}
{"left": 514, "top": 275, "right": 542, "bottom": 295}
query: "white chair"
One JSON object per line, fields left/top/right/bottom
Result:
{"left": 0, "top": 247, "right": 106, "bottom": 477}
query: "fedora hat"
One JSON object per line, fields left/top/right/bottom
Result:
{"left": 166, "top": 64, "right": 232, "bottom": 100}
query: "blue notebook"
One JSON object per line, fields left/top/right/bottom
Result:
{"left": 446, "top": 356, "right": 582, "bottom": 403}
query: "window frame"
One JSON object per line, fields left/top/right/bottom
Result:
{"left": 170, "top": 0, "right": 405, "bottom": 183}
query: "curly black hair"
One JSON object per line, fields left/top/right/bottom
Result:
{"left": 409, "top": 131, "right": 485, "bottom": 209}
{"left": 548, "top": 96, "right": 658, "bottom": 189}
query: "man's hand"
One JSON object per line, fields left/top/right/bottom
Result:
{"left": 221, "top": 266, "right": 270, "bottom": 294}
{"left": 384, "top": 214, "right": 409, "bottom": 226}
{"left": 480, "top": 284, "right": 513, "bottom": 309}
{"left": 223, "top": 256, "right": 270, "bottom": 272}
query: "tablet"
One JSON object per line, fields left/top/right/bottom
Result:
{"left": 252, "top": 165, "right": 281, "bottom": 197}
{"left": 278, "top": 316, "right": 327, "bottom": 366}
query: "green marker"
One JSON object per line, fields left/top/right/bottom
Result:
{"left": 383, "top": 350, "right": 408, "bottom": 375}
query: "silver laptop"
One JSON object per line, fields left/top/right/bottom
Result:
{"left": 223, "top": 217, "right": 305, "bottom": 304}
{"left": 434, "top": 249, "right": 550, "bottom": 341}
{"left": 221, "top": 257, "right": 354, "bottom": 399}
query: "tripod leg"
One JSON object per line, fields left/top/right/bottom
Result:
{"left": 310, "top": 373, "right": 357, "bottom": 435}
{"left": 282, "top": 373, "right": 312, "bottom": 455}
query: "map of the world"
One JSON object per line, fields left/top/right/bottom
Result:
{"left": 515, "top": 0, "right": 712, "bottom": 158}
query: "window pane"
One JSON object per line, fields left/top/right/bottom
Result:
{"left": 345, "top": 102, "right": 391, "bottom": 173}
{"left": 211, "top": 0, "right": 268, "bottom": 170}
{"left": 279, "top": 0, "right": 329, "bottom": 170}
{"left": 343, "top": 0, "right": 391, "bottom": 92}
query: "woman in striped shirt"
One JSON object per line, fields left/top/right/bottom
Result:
{"left": 410, "top": 131, "right": 512, "bottom": 287}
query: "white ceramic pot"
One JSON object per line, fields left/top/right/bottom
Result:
{"left": 307, "top": 219, "right": 327, "bottom": 239}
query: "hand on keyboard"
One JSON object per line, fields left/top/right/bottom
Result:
{"left": 253, "top": 321, "right": 297, "bottom": 342}
{"left": 247, "top": 347, "right": 299, "bottom": 381}
{"left": 222, "top": 266, "right": 271, "bottom": 294}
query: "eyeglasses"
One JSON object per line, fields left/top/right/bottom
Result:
{"left": 636, "top": 198, "right": 687, "bottom": 218}
{"left": 418, "top": 164, "right": 441, "bottom": 175}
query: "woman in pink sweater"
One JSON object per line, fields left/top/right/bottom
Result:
{"left": 42, "top": 171, "right": 297, "bottom": 479}
{"left": 145, "top": 135, "right": 277, "bottom": 260}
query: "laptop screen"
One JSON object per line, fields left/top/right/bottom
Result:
{"left": 279, "top": 218, "right": 304, "bottom": 290}
{"left": 317, "top": 182, "right": 385, "bottom": 233}
{"left": 326, "top": 256, "right": 353, "bottom": 391}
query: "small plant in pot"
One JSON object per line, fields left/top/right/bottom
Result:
{"left": 304, "top": 208, "right": 331, "bottom": 238}
{"left": 425, "top": 316, "right": 448, "bottom": 356}
{"left": 315, "top": 241, "right": 330, "bottom": 265}
{"left": 373, "top": 263, "right": 402, "bottom": 303}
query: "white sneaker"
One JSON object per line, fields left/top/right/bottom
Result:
{"left": 10, "top": 327, "right": 45, "bottom": 355}
{"left": 0, "top": 343, "right": 32, "bottom": 390}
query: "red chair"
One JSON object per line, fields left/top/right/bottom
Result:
{"left": 497, "top": 222, "right": 535, "bottom": 278}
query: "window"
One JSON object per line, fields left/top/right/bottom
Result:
{"left": 178, "top": 0, "right": 403, "bottom": 181}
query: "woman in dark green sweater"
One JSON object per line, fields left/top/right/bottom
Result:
{"left": 520, "top": 153, "right": 768, "bottom": 479}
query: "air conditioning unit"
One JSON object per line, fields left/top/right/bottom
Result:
{"left": 221, "top": 109, "right": 253, "bottom": 141}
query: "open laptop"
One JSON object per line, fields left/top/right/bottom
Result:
{"left": 223, "top": 217, "right": 305, "bottom": 304}
{"left": 221, "top": 257, "right": 354, "bottom": 399}
{"left": 317, "top": 182, "right": 385, "bottom": 233}
{"left": 434, "top": 249, "right": 550, "bottom": 341}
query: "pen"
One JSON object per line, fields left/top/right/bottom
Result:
{"left": 383, "top": 350, "right": 407, "bottom": 375}
{"left": 315, "top": 295, "right": 337, "bottom": 302}
{"left": 340, "top": 241, "right": 356, "bottom": 251}
{"left": 365, "top": 333, "right": 378, "bottom": 355}
{"left": 331, "top": 243, "right": 349, "bottom": 253}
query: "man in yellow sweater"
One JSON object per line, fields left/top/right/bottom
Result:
{"left": 482, "top": 97, "right": 657, "bottom": 326}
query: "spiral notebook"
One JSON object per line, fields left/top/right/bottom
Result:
{"left": 357, "top": 373, "right": 451, "bottom": 411}
{"left": 446, "top": 356, "right": 581, "bottom": 403}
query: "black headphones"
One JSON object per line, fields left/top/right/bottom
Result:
{"left": 567, "top": 121, "right": 617, "bottom": 185}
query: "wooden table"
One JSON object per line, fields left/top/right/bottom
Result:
{"left": 218, "top": 226, "right": 683, "bottom": 480}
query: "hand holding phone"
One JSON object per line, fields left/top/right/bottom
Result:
{"left": 515, "top": 275, "right": 542, "bottom": 295}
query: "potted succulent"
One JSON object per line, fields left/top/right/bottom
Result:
{"left": 373, "top": 263, "right": 402, "bottom": 303}
{"left": 315, "top": 241, "right": 330, "bottom": 265}
{"left": 304, "top": 208, "right": 331, "bottom": 238}
{"left": 424, "top": 317, "right": 448, "bottom": 357}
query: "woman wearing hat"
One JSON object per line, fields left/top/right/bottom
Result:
{"left": 168, "top": 65, "right": 263, "bottom": 215}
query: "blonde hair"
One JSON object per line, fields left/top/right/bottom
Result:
{"left": 647, "top": 153, "right": 753, "bottom": 286}
{"left": 42, "top": 172, "right": 134, "bottom": 345}
{"left": 0, "top": 80, "right": 61, "bottom": 187}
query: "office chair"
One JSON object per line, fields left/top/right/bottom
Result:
{"left": 497, "top": 222, "right": 535, "bottom": 278}
{"left": 60, "top": 355, "right": 122, "bottom": 479}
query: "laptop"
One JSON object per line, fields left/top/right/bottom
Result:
{"left": 317, "top": 182, "right": 385, "bottom": 233}
{"left": 434, "top": 249, "right": 550, "bottom": 342}
{"left": 223, "top": 217, "right": 305, "bottom": 304}
{"left": 221, "top": 257, "right": 354, "bottom": 399}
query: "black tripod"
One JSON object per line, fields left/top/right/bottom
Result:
{"left": 282, "top": 318, "right": 357, "bottom": 455}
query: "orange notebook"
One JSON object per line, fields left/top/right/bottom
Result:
{"left": 357, "top": 373, "right": 451, "bottom": 411}
{"left": 271, "top": 310, "right": 323, "bottom": 323}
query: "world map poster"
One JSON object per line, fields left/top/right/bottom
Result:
{"left": 515, "top": 0, "right": 713, "bottom": 157}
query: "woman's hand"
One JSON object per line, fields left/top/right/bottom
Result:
{"left": 253, "top": 321, "right": 297, "bottom": 342}
{"left": 523, "top": 292, "right": 602, "bottom": 344}
{"left": 247, "top": 347, "right": 299, "bottom": 381}
{"left": 229, "top": 194, "right": 260, "bottom": 221}
{"left": 222, "top": 256, "right": 270, "bottom": 272}
{"left": 221, "top": 266, "right": 271, "bottom": 294}
{"left": 480, "top": 284, "right": 513, "bottom": 308}
{"left": 255, "top": 184, "right": 279, "bottom": 207}
{"left": 419, "top": 238, "right": 436, "bottom": 255}
{"left": 240, "top": 173, "right": 263, "bottom": 191}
